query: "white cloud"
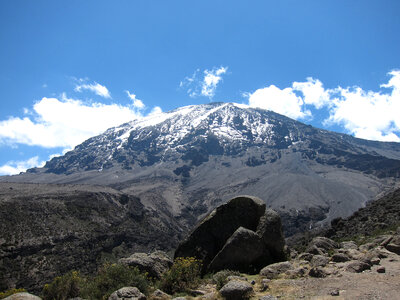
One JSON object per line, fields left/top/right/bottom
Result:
{"left": 180, "top": 66, "right": 228, "bottom": 99}
{"left": 0, "top": 95, "right": 143, "bottom": 148}
{"left": 75, "top": 81, "right": 111, "bottom": 98}
{"left": 292, "top": 77, "right": 331, "bottom": 109}
{"left": 201, "top": 66, "right": 228, "bottom": 98}
{"left": 126, "top": 90, "right": 145, "bottom": 109}
{"left": 246, "top": 70, "right": 400, "bottom": 142}
{"left": 325, "top": 72, "right": 400, "bottom": 142}
{"left": 0, "top": 156, "right": 45, "bottom": 176}
{"left": 150, "top": 106, "right": 163, "bottom": 115}
{"left": 247, "top": 84, "right": 311, "bottom": 119}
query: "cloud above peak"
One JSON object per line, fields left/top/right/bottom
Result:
{"left": 246, "top": 70, "right": 400, "bottom": 142}
{"left": 75, "top": 80, "right": 111, "bottom": 98}
{"left": 180, "top": 66, "right": 228, "bottom": 99}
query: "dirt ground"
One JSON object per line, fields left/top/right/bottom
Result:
{"left": 259, "top": 251, "right": 400, "bottom": 300}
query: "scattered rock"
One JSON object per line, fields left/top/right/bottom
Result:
{"left": 308, "top": 267, "right": 327, "bottom": 278}
{"left": 377, "top": 266, "right": 386, "bottom": 273}
{"left": 385, "top": 243, "right": 400, "bottom": 255}
{"left": 259, "top": 296, "right": 278, "bottom": 300}
{"left": 285, "top": 267, "right": 307, "bottom": 279}
{"left": 227, "top": 275, "right": 248, "bottom": 282}
{"left": 340, "top": 241, "right": 358, "bottom": 249}
{"left": 306, "top": 245, "right": 326, "bottom": 256}
{"left": 172, "top": 298, "right": 186, "bottom": 300}
{"left": 330, "top": 289, "right": 340, "bottom": 296}
{"left": 219, "top": 280, "right": 254, "bottom": 300}
{"left": 297, "top": 252, "right": 313, "bottom": 261}
{"left": 119, "top": 251, "right": 172, "bottom": 279}
{"left": 260, "top": 278, "right": 271, "bottom": 291}
{"left": 250, "top": 280, "right": 256, "bottom": 285}
{"left": 3, "top": 292, "right": 42, "bottom": 300}
{"left": 331, "top": 253, "right": 350, "bottom": 262}
{"left": 345, "top": 261, "right": 371, "bottom": 273}
{"left": 259, "top": 261, "right": 294, "bottom": 279}
{"left": 108, "top": 287, "right": 146, "bottom": 300}
{"left": 310, "top": 255, "right": 329, "bottom": 267}
{"left": 359, "top": 243, "right": 375, "bottom": 252}
{"left": 150, "top": 289, "right": 170, "bottom": 299}
{"left": 308, "top": 237, "right": 338, "bottom": 251}
{"left": 370, "top": 257, "right": 381, "bottom": 265}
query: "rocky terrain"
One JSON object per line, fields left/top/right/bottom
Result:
{"left": 0, "top": 182, "right": 185, "bottom": 292}
{"left": 1, "top": 102, "right": 400, "bottom": 295}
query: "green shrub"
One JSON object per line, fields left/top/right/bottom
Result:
{"left": 212, "top": 270, "right": 241, "bottom": 290}
{"left": 160, "top": 257, "right": 201, "bottom": 295}
{"left": 42, "top": 271, "right": 82, "bottom": 300}
{"left": 0, "top": 288, "right": 26, "bottom": 299}
{"left": 82, "top": 263, "right": 149, "bottom": 300}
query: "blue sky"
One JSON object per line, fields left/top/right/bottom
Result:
{"left": 1, "top": 0, "right": 400, "bottom": 175}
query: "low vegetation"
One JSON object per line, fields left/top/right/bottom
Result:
{"left": 0, "top": 288, "right": 26, "bottom": 299}
{"left": 41, "top": 263, "right": 149, "bottom": 300}
{"left": 159, "top": 257, "right": 202, "bottom": 295}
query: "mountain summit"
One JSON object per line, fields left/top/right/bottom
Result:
{"left": 4, "top": 102, "right": 400, "bottom": 235}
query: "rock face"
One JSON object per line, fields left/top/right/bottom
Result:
{"left": 119, "top": 251, "right": 172, "bottom": 279}
{"left": 108, "top": 287, "right": 146, "bottom": 300}
{"left": 174, "top": 196, "right": 285, "bottom": 274}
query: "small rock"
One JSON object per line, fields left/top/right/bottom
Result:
{"left": 331, "top": 253, "right": 350, "bottom": 262}
{"left": 250, "top": 280, "right": 256, "bottom": 285}
{"left": 219, "top": 280, "right": 253, "bottom": 300}
{"left": 386, "top": 243, "right": 400, "bottom": 255}
{"left": 227, "top": 275, "right": 248, "bottom": 281}
{"left": 379, "top": 236, "right": 393, "bottom": 247}
{"left": 259, "top": 296, "right": 278, "bottom": 300}
{"left": 377, "top": 266, "right": 386, "bottom": 273}
{"left": 311, "top": 255, "right": 329, "bottom": 267}
{"left": 371, "top": 257, "right": 380, "bottom": 265}
{"left": 330, "top": 289, "right": 340, "bottom": 296}
{"left": 285, "top": 267, "right": 307, "bottom": 279}
{"left": 340, "top": 241, "right": 358, "bottom": 249}
{"left": 297, "top": 252, "right": 313, "bottom": 261}
{"left": 260, "top": 261, "right": 293, "bottom": 279}
{"left": 359, "top": 243, "right": 375, "bottom": 252}
{"left": 345, "top": 261, "right": 371, "bottom": 273}
{"left": 260, "top": 278, "right": 270, "bottom": 291}
{"left": 108, "top": 287, "right": 146, "bottom": 300}
{"left": 3, "top": 293, "right": 42, "bottom": 300}
{"left": 308, "top": 237, "right": 338, "bottom": 251}
{"left": 151, "top": 289, "right": 170, "bottom": 299}
{"left": 306, "top": 245, "right": 326, "bottom": 256}
{"left": 308, "top": 267, "right": 327, "bottom": 278}
{"left": 172, "top": 298, "right": 186, "bottom": 300}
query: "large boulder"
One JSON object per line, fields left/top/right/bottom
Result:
{"left": 119, "top": 251, "right": 172, "bottom": 279}
{"left": 259, "top": 261, "right": 294, "bottom": 279}
{"left": 208, "top": 227, "right": 265, "bottom": 273}
{"left": 174, "top": 196, "right": 285, "bottom": 274}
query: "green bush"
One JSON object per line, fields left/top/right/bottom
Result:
{"left": 82, "top": 263, "right": 149, "bottom": 300}
{"left": 0, "top": 288, "right": 26, "bottom": 299}
{"left": 212, "top": 269, "right": 241, "bottom": 290}
{"left": 42, "top": 271, "right": 82, "bottom": 300}
{"left": 160, "top": 257, "right": 201, "bottom": 295}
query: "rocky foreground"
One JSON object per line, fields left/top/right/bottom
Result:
{"left": 3, "top": 195, "right": 400, "bottom": 300}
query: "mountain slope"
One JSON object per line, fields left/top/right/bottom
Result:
{"left": 6, "top": 102, "right": 399, "bottom": 234}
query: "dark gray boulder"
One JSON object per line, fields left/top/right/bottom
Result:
{"left": 256, "top": 209, "right": 286, "bottom": 261}
{"left": 119, "top": 251, "right": 172, "bottom": 279}
{"left": 331, "top": 253, "right": 350, "bottom": 262}
{"left": 175, "top": 195, "right": 285, "bottom": 274}
{"left": 310, "top": 255, "right": 329, "bottom": 267}
{"left": 219, "top": 280, "right": 253, "bottom": 300}
{"left": 208, "top": 227, "right": 265, "bottom": 273}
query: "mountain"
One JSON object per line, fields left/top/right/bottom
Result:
{"left": 6, "top": 102, "right": 400, "bottom": 233}
{"left": 1, "top": 102, "right": 400, "bottom": 290}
